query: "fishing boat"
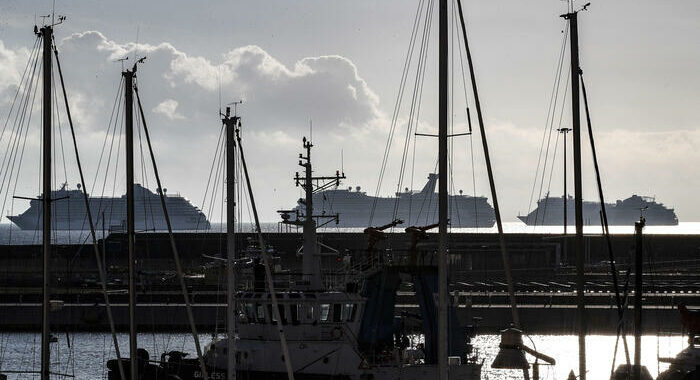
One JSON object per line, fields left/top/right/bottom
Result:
{"left": 201, "top": 133, "right": 483, "bottom": 379}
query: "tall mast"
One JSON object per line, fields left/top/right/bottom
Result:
{"left": 223, "top": 107, "right": 238, "bottom": 380}
{"left": 40, "top": 24, "right": 53, "bottom": 380}
{"left": 123, "top": 66, "right": 137, "bottom": 380}
{"left": 437, "top": 0, "right": 448, "bottom": 378}
{"left": 633, "top": 217, "right": 645, "bottom": 379}
{"left": 563, "top": 9, "right": 586, "bottom": 380}
{"left": 301, "top": 139, "right": 320, "bottom": 288}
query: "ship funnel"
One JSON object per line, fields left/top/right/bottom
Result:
{"left": 419, "top": 173, "right": 438, "bottom": 195}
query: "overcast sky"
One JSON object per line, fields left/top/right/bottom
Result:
{"left": 0, "top": 0, "right": 698, "bottom": 224}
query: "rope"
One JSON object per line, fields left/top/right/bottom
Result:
{"left": 54, "top": 45, "right": 127, "bottom": 380}
{"left": 524, "top": 25, "right": 569, "bottom": 225}
{"left": 135, "top": 84, "right": 209, "bottom": 380}
{"left": 580, "top": 71, "right": 631, "bottom": 369}
{"left": 391, "top": 0, "right": 435, "bottom": 225}
{"left": 370, "top": 0, "right": 429, "bottom": 225}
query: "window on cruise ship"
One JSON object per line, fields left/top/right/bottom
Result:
{"left": 320, "top": 304, "right": 330, "bottom": 322}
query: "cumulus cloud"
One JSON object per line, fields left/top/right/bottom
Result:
{"left": 0, "top": 31, "right": 389, "bottom": 221}
{"left": 0, "top": 40, "right": 31, "bottom": 101}
{"left": 152, "top": 99, "right": 185, "bottom": 120}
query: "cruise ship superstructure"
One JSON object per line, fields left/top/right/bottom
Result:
{"left": 287, "top": 173, "right": 495, "bottom": 228}
{"left": 518, "top": 193, "right": 678, "bottom": 226}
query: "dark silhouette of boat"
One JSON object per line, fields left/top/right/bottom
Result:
{"left": 517, "top": 193, "right": 678, "bottom": 226}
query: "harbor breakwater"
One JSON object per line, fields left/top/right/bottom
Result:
{"left": 0, "top": 231, "right": 698, "bottom": 333}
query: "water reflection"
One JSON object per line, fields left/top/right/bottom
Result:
{"left": 0, "top": 333, "right": 687, "bottom": 379}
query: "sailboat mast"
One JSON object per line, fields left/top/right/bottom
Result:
{"left": 633, "top": 217, "right": 645, "bottom": 379}
{"left": 123, "top": 67, "right": 138, "bottom": 380}
{"left": 437, "top": 0, "right": 448, "bottom": 378}
{"left": 223, "top": 108, "right": 238, "bottom": 380}
{"left": 40, "top": 24, "right": 53, "bottom": 380}
{"left": 564, "top": 9, "right": 587, "bottom": 380}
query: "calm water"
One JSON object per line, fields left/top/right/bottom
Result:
{"left": 3, "top": 221, "right": 700, "bottom": 245}
{"left": 0, "top": 333, "right": 688, "bottom": 379}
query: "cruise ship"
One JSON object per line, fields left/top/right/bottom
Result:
{"left": 286, "top": 173, "right": 495, "bottom": 228}
{"left": 518, "top": 193, "right": 678, "bottom": 226}
{"left": 7, "top": 183, "right": 210, "bottom": 231}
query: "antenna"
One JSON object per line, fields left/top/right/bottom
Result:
{"left": 115, "top": 56, "right": 129, "bottom": 71}
{"left": 309, "top": 119, "right": 313, "bottom": 142}
{"left": 226, "top": 100, "right": 243, "bottom": 116}
{"left": 218, "top": 68, "right": 222, "bottom": 116}
{"left": 40, "top": 13, "right": 65, "bottom": 28}
{"left": 134, "top": 25, "right": 140, "bottom": 66}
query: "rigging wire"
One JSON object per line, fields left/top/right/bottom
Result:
{"left": 0, "top": 39, "right": 42, "bottom": 223}
{"left": 389, "top": 0, "right": 435, "bottom": 228}
{"left": 370, "top": 0, "right": 428, "bottom": 226}
{"left": 524, "top": 24, "right": 569, "bottom": 225}
{"left": 394, "top": 0, "right": 435, "bottom": 227}
{"left": 54, "top": 44, "right": 127, "bottom": 380}
{"left": 135, "top": 83, "right": 210, "bottom": 379}
{"left": 0, "top": 36, "right": 41, "bottom": 369}
{"left": 451, "top": 7, "right": 479, "bottom": 228}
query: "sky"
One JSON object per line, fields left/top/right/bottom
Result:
{"left": 0, "top": 0, "right": 698, "bottom": 224}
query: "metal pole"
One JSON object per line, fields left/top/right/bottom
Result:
{"left": 302, "top": 140, "right": 319, "bottom": 288}
{"left": 103, "top": 212, "right": 106, "bottom": 271}
{"left": 456, "top": 0, "right": 519, "bottom": 327}
{"left": 634, "top": 217, "right": 645, "bottom": 379}
{"left": 40, "top": 25, "right": 53, "bottom": 380}
{"left": 558, "top": 128, "right": 570, "bottom": 235}
{"left": 224, "top": 108, "right": 237, "bottom": 380}
{"left": 438, "top": 0, "right": 448, "bottom": 378}
{"left": 565, "top": 11, "right": 586, "bottom": 380}
{"left": 123, "top": 68, "right": 137, "bottom": 380}
{"left": 558, "top": 127, "right": 571, "bottom": 264}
